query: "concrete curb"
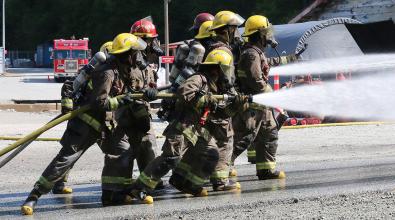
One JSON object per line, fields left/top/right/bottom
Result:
{"left": 282, "top": 121, "right": 388, "bottom": 129}
{"left": 0, "top": 103, "right": 60, "bottom": 112}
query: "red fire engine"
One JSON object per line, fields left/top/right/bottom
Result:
{"left": 52, "top": 38, "right": 90, "bottom": 82}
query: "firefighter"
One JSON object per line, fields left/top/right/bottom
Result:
{"left": 127, "top": 15, "right": 216, "bottom": 200}
{"left": 159, "top": 17, "right": 216, "bottom": 121}
{"left": 169, "top": 49, "right": 248, "bottom": 195}
{"left": 101, "top": 41, "right": 161, "bottom": 205}
{"left": 21, "top": 33, "right": 148, "bottom": 215}
{"left": 208, "top": 10, "right": 245, "bottom": 62}
{"left": 100, "top": 41, "right": 113, "bottom": 56}
{"left": 189, "top": 12, "right": 215, "bottom": 36}
{"left": 101, "top": 19, "right": 162, "bottom": 193}
{"left": 195, "top": 10, "right": 244, "bottom": 190}
{"left": 231, "top": 15, "right": 289, "bottom": 180}
{"left": 131, "top": 19, "right": 164, "bottom": 67}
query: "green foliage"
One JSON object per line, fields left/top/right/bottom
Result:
{"left": 1, "top": 0, "right": 311, "bottom": 51}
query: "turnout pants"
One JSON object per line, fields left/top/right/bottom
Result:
{"left": 101, "top": 123, "right": 157, "bottom": 192}
{"left": 134, "top": 132, "right": 188, "bottom": 192}
{"left": 232, "top": 108, "right": 279, "bottom": 174}
{"left": 170, "top": 132, "right": 231, "bottom": 194}
{"left": 34, "top": 117, "right": 106, "bottom": 194}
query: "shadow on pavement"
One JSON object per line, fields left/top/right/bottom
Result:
{"left": 21, "top": 77, "right": 55, "bottom": 84}
{"left": 7, "top": 68, "right": 52, "bottom": 74}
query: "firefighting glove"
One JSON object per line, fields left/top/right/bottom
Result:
{"left": 196, "top": 93, "right": 218, "bottom": 111}
{"left": 143, "top": 88, "right": 158, "bottom": 101}
{"left": 225, "top": 94, "right": 249, "bottom": 116}
{"left": 61, "top": 80, "right": 74, "bottom": 98}
{"left": 117, "top": 93, "right": 135, "bottom": 106}
{"left": 60, "top": 81, "right": 74, "bottom": 114}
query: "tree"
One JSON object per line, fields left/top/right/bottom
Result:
{"left": 2, "top": 0, "right": 311, "bottom": 51}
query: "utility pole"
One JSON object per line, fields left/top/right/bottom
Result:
{"left": 164, "top": 0, "right": 170, "bottom": 84}
{"left": 2, "top": 0, "right": 5, "bottom": 72}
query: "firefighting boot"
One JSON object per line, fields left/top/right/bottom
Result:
{"left": 125, "top": 181, "right": 154, "bottom": 205}
{"left": 52, "top": 181, "right": 73, "bottom": 194}
{"left": 128, "top": 189, "right": 154, "bottom": 204}
{"left": 257, "top": 169, "right": 286, "bottom": 180}
{"left": 169, "top": 172, "right": 208, "bottom": 197}
{"left": 212, "top": 179, "right": 241, "bottom": 192}
{"left": 229, "top": 168, "right": 238, "bottom": 177}
{"left": 194, "top": 188, "right": 208, "bottom": 197}
{"left": 101, "top": 190, "right": 133, "bottom": 206}
{"left": 21, "top": 189, "right": 41, "bottom": 215}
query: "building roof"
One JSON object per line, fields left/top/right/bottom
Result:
{"left": 289, "top": 0, "right": 395, "bottom": 23}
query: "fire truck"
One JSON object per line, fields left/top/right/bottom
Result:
{"left": 52, "top": 38, "right": 90, "bottom": 82}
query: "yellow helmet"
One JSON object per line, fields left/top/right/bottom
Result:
{"left": 242, "top": 15, "right": 271, "bottom": 37}
{"left": 110, "top": 33, "right": 147, "bottom": 55}
{"left": 195, "top": 21, "right": 216, "bottom": 39}
{"left": 210, "top": 11, "right": 245, "bottom": 31}
{"left": 201, "top": 49, "right": 235, "bottom": 86}
{"left": 203, "top": 49, "right": 233, "bottom": 66}
{"left": 99, "top": 41, "right": 113, "bottom": 54}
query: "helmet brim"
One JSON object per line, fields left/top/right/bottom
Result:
{"left": 210, "top": 13, "right": 245, "bottom": 31}
{"left": 110, "top": 37, "right": 147, "bottom": 54}
{"left": 134, "top": 33, "right": 158, "bottom": 38}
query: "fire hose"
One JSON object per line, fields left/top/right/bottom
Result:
{"left": 0, "top": 93, "right": 240, "bottom": 166}
{"left": 0, "top": 84, "right": 173, "bottom": 168}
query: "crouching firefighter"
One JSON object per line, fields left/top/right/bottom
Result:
{"left": 231, "top": 15, "right": 296, "bottom": 180}
{"left": 20, "top": 33, "right": 147, "bottom": 215}
{"left": 169, "top": 49, "right": 248, "bottom": 195}
{"left": 123, "top": 14, "right": 216, "bottom": 203}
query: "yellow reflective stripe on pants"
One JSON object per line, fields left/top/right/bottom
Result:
{"left": 256, "top": 161, "right": 276, "bottom": 170}
{"left": 247, "top": 150, "right": 256, "bottom": 157}
{"left": 186, "top": 171, "right": 206, "bottom": 186}
{"left": 211, "top": 170, "right": 229, "bottom": 180}
{"left": 176, "top": 162, "right": 205, "bottom": 186}
{"left": 138, "top": 172, "right": 158, "bottom": 190}
{"left": 61, "top": 98, "right": 73, "bottom": 108}
{"left": 176, "top": 123, "right": 198, "bottom": 145}
{"left": 102, "top": 176, "right": 134, "bottom": 185}
{"left": 38, "top": 176, "right": 54, "bottom": 190}
{"left": 108, "top": 97, "right": 119, "bottom": 111}
{"left": 78, "top": 113, "right": 102, "bottom": 132}
{"left": 176, "top": 161, "right": 192, "bottom": 173}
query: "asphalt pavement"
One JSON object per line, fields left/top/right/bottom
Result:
{"left": 0, "top": 111, "right": 394, "bottom": 219}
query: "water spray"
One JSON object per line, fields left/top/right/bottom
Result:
{"left": 252, "top": 72, "right": 395, "bottom": 121}
{"left": 269, "top": 54, "right": 395, "bottom": 77}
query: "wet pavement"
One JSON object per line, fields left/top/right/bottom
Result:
{"left": 0, "top": 112, "right": 395, "bottom": 219}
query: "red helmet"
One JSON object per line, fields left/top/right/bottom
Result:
{"left": 190, "top": 13, "right": 214, "bottom": 31}
{"left": 130, "top": 19, "right": 158, "bottom": 38}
